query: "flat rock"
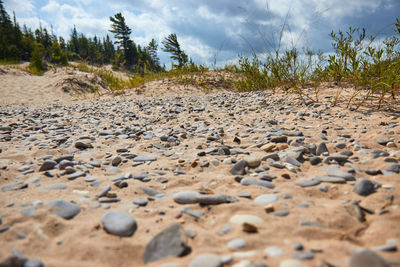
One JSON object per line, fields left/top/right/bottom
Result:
{"left": 227, "top": 238, "right": 246, "bottom": 250}
{"left": 196, "top": 194, "right": 230, "bottom": 205}
{"left": 240, "top": 178, "right": 275, "bottom": 189}
{"left": 101, "top": 210, "right": 137, "bottom": 237}
{"left": 189, "top": 254, "right": 222, "bottom": 267}
{"left": 295, "top": 180, "right": 320, "bottom": 187}
{"left": 133, "top": 155, "right": 157, "bottom": 162}
{"left": 327, "top": 166, "right": 355, "bottom": 181}
{"left": 254, "top": 194, "right": 278, "bottom": 205}
{"left": 264, "top": 246, "right": 284, "bottom": 257}
{"left": 313, "top": 176, "right": 346, "bottom": 183}
{"left": 47, "top": 199, "right": 81, "bottom": 220}
{"left": 2, "top": 182, "right": 28, "bottom": 192}
{"left": 142, "top": 224, "right": 189, "bottom": 264}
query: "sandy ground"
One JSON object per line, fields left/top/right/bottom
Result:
{"left": 0, "top": 66, "right": 399, "bottom": 267}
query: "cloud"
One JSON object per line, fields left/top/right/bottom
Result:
{"left": 3, "top": 0, "right": 399, "bottom": 66}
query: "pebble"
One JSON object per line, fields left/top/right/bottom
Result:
{"left": 2, "top": 182, "right": 28, "bottom": 192}
{"left": 142, "top": 224, "right": 189, "bottom": 264}
{"left": 173, "top": 191, "right": 200, "bottom": 204}
{"left": 101, "top": 210, "right": 137, "bottom": 237}
{"left": 353, "top": 178, "right": 375, "bottom": 196}
{"left": 38, "top": 160, "right": 57, "bottom": 172}
{"left": 292, "top": 252, "right": 314, "bottom": 260}
{"left": 264, "top": 246, "right": 284, "bottom": 257}
{"left": 348, "top": 249, "right": 388, "bottom": 267}
{"left": 240, "top": 178, "right": 275, "bottom": 189}
{"left": 244, "top": 156, "right": 261, "bottom": 168}
{"left": 230, "top": 160, "right": 248, "bottom": 175}
{"left": 189, "top": 254, "right": 222, "bottom": 267}
{"left": 279, "top": 259, "right": 309, "bottom": 267}
{"left": 227, "top": 238, "right": 247, "bottom": 250}
{"left": 254, "top": 194, "right": 278, "bottom": 205}
{"left": 47, "top": 199, "right": 81, "bottom": 220}
{"left": 230, "top": 215, "right": 263, "bottom": 225}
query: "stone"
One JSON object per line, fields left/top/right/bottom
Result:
{"left": 39, "top": 160, "right": 57, "bottom": 172}
{"left": 133, "top": 155, "right": 157, "bottom": 162}
{"left": 173, "top": 191, "right": 200, "bottom": 204}
{"left": 264, "top": 246, "right": 284, "bottom": 257}
{"left": 196, "top": 194, "right": 230, "bottom": 205}
{"left": 67, "top": 171, "right": 86, "bottom": 180}
{"left": 24, "top": 259, "right": 44, "bottom": 267}
{"left": 386, "top": 163, "right": 400, "bottom": 174}
{"left": 240, "top": 178, "right": 275, "bottom": 189}
{"left": 140, "top": 186, "right": 160, "bottom": 196}
{"left": 230, "top": 160, "right": 248, "bottom": 175}
{"left": 47, "top": 199, "right": 81, "bottom": 220}
{"left": 293, "top": 252, "right": 314, "bottom": 259}
{"left": 313, "top": 176, "right": 346, "bottom": 183}
{"left": 75, "top": 141, "right": 93, "bottom": 149}
{"left": 189, "top": 254, "right": 222, "bottom": 267}
{"left": 279, "top": 259, "right": 309, "bottom": 267}
{"left": 353, "top": 178, "right": 375, "bottom": 196}
{"left": 101, "top": 210, "right": 137, "bottom": 237}
{"left": 230, "top": 215, "right": 263, "bottom": 225}
{"left": 316, "top": 142, "right": 328, "bottom": 156}
{"left": 97, "top": 185, "right": 111, "bottom": 198}
{"left": 272, "top": 210, "right": 290, "bottom": 217}
{"left": 142, "top": 224, "right": 190, "bottom": 264}
{"left": 348, "top": 249, "right": 388, "bottom": 267}
{"left": 283, "top": 156, "right": 301, "bottom": 167}
{"left": 43, "top": 183, "right": 68, "bottom": 190}
{"left": 2, "top": 182, "right": 28, "bottom": 192}
{"left": 271, "top": 136, "right": 287, "bottom": 143}
{"left": 182, "top": 207, "right": 203, "bottom": 219}
{"left": 327, "top": 166, "right": 355, "bottom": 181}
{"left": 295, "top": 180, "right": 320, "bottom": 187}
{"left": 244, "top": 156, "right": 261, "bottom": 168}
{"left": 112, "top": 156, "right": 122, "bottom": 166}
{"left": 227, "top": 238, "right": 246, "bottom": 250}
{"left": 377, "top": 138, "right": 391, "bottom": 146}
{"left": 133, "top": 198, "right": 148, "bottom": 206}
{"left": 254, "top": 194, "right": 278, "bottom": 205}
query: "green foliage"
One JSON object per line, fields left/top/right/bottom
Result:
{"left": 162, "top": 33, "right": 189, "bottom": 68}
{"left": 28, "top": 42, "right": 44, "bottom": 75}
{"left": 50, "top": 39, "right": 68, "bottom": 65}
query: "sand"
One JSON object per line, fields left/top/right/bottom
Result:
{"left": 0, "top": 65, "right": 399, "bottom": 267}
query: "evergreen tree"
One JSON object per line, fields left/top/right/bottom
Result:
{"left": 109, "top": 12, "right": 137, "bottom": 66}
{"left": 50, "top": 39, "right": 67, "bottom": 65}
{"left": 162, "top": 33, "right": 188, "bottom": 68}
{"left": 146, "top": 38, "right": 159, "bottom": 66}
{"left": 29, "top": 41, "right": 44, "bottom": 74}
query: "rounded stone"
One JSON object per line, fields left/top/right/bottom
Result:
{"left": 227, "top": 238, "right": 246, "bottom": 250}
{"left": 244, "top": 156, "right": 261, "bottom": 168}
{"left": 348, "top": 249, "right": 388, "bottom": 267}
{"left": 189, "top": 254, "right": 222, "bottom": 267}
{"left": 353, "top": 178, "right": 375, "bottom": 196}
{"left": 254, "top": 194, "right": 278, "bottom": 205}
{"left": 101, "top": 210, "right": 137, "bottom": 237}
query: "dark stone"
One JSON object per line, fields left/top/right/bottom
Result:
{"left": 39, "top": 160, "right": 57, "bottom": 172}
{"left": 142, "top": 224, "right": 190, "bottom": 264}
{"left": 229, "top": 160, "right": 248, "bottom": 175}
{"left": 309, "top": 156, "right": 321, "bottom": 165}
{"left": 354, "top": 178, "right": 375, "bottom": 196}
{"left": 75, "top": 141, "right": 93, "bottom": 149}
{"left": 316, "top": 142, "right": 329, "bottom": 156}
{"left": 47, "top": 199, "right": 81, "bottom": 220}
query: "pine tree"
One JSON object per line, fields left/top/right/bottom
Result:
{"left": 162, "top": 33, "right": 188, "bottom": 68}
{"left": 29, "top": 42, "right": 44, "bottom": 74}
{"left": 109, "top": 13, "right": 137, "bottom": 67}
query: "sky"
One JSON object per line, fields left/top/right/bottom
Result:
{"left": 3, "top": 0, "right": 400, "bottom": 66}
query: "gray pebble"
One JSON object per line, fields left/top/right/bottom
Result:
{"left": 101, "top": 210, "right": 137, "bottom": 237}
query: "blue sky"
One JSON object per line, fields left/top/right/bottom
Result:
{"left": 4, "top": 0, "right": 400, "bottom": 66}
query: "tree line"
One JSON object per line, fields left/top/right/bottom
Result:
{"left": 0, "top": 0, "right": 190, "bottom": 73}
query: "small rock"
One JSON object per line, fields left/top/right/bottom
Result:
{"left": 2, "top": 182, "right": 28, "bottom": 192}
{"left": 227, "top": 238, "right": 246, "bottom": 250}
{"left": 101, "top": 210, "right": 137, "bottom": 237}
{"left": 173, "top": 191, "right": 200, "bottom": 204}
{"left": 230, "top": 160, "right": 248, "bottom": 175}
{"left": 75, "top": 141, "right": 93, "bottom": 149}
{"left": 348, "top": 249, "right": 388, "bottom": 267}
{"left": 316, "top": 142, "right": 329, "bottom": 156}
{"left": 39, "top": 160, "right": 57, "bottom": 172}
{"left": 293, "top": 252, "right": 314, "bottom": 260}
{"left": 254, "top": 194, "right": 278, "bottom": 205}
{"left": 264, "top": 246, "right": 284, "bottom": 257}
{"left": 142, "top": 224, "right": 190, "bottom": 264}
{"left": 354, "top": 178, "right": 375, "bottom": 196}
{"left": 279, "top": 259, "right": 309, "bottom": 267}
{"left": 230, "top": 214, "right": 263, "bottom": 225}
{"left": 47, "top": 199, "right": 81, "bottom": 220}
{"left": 244, "top": 156, "right": 261, "bottom": 168}
{"left": 189, "top": 254, "right": 222, "bottom": 267}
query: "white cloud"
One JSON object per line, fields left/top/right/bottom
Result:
{"left": 4, "top": 0, "right": 34, "bottom": 16}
